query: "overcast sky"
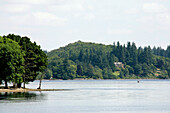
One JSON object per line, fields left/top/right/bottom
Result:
{"left": 0, "top": 0, "right": 170, "bottom": 51}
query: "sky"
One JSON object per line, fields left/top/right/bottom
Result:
{"left": 0, "top": 0, "right": 170, "bottom": 51}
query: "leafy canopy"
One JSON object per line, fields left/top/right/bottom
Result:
{"left": 0, "top": 36, "right": 24, "bottom": 85}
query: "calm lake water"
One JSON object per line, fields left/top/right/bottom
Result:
{"left": 0, "top": 80, "right": 170, "bottom": 113}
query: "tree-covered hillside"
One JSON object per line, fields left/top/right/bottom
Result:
{"left": 45, "top": 41, "right": 170, "bottom": 80}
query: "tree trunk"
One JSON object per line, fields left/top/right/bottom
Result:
{"left": 23, "top": 81, "right": 26, "bottom": 89}
{"left": 17, "top": 83, "right": 22, "bottom": 88}
{"left": 23, "top": 74, "right": 26, "bottom": 89}
{"left": 37, "top": 74, "right": 42, "bottom": 89}
{"left": 4, "top": 80, "right": 8, "bottom": 89}
{"left": 13, "top": 83, "right": 17, "bottom": 88}
{"left": 38, "top": 70, "right": 46, "bottom": 89}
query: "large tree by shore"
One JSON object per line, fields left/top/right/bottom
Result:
{"left": 3, "top": 34, "right": 48, "bottom": 88}
{"left": 0, "top": 36, "right": 24, "bottom": 88}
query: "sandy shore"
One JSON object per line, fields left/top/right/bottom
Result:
{"left": 0, "top": 88, "right": 66, "bottom": 92}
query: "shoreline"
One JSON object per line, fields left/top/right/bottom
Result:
{"left": 0, "top": 88, "right": 67, "bottom": 92}
{"left": 1, "top": 79, "right": 169, "bottom": 92}
{"left": 41, "top": 78, "right": 170, "bottom": 80}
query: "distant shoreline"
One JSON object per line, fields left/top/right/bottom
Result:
{"left": 0, "top": 88, "right": 67, "bottom": 92}
{"left": 41, "top": 78, "right": 170, "bottom": 81}
{"left": 1, "top": 79, "right": 169, "bottom": 92}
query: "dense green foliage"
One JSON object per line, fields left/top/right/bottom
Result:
{"left": 0, "top": 36, "right": 24, "bottom": 88}
{"left": 0, "top": 34, "right": 48, "bottom": 88}
{"left": 46, "top": 41, "right": 170, "bottom": 80}
{"left": 1, "top": 34, "right": 169, "bottom": 84}
{"left": 152, "top": 46, "right": 170, "bottom": 58}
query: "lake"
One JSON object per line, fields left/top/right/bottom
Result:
{"left": 0, "top": 80, "right": 170, "bottom": 113}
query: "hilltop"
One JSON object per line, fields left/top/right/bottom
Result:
{"left": 44, "top": 41, "right": 170, "bottom": 80}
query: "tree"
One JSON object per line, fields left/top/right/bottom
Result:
{"left": 123, "top": 68, "right": 129, "bottom": 78}
{"left": 93, "top": 66, "right": 103, "bottom": 79}
{"left": 126, "top": 65, "right": 134, "bottom": 75}
{"left": 44, "top": 69, "right": 53, "bottom": 79}
{"left": 37, "top": 50, "right": 48, "bottom": 89}
{"left": 119, "top": 70, "right": 124, "bottom": 79}
{"left": 141, "top": 63, "right": 150, "bottom": 77}
{"left": 102, "top": 68, "right": 109, "bottom": 79}
{"left": 86, "top": 64, "right": 95, "bottom": 78}
{"left": 166, "top": 46, "right": 170, "bottom": 58}
{"left": 52, "top": 58, "right": 77, "bottom": 80}
{"left": 131, "top": 42, "right": 138, "bottom": 66}
{"left": 76, "top": 64, "right": 83, "bottom": 76}
{"left": 4, "top": 34, "right": 48, "bottom": 88}
{"left": 0, "top": 36, "right": 24, "bottom": 88}
{"left": 134, "top": 64, "right": 142, "bottom": 76}
{"left": 156, "top": 58, "right": 164, "bottom": 68}
{"left": 139, "top": 46, "right": 153, "bottom": 65}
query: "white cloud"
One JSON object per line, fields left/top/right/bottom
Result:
{"left": 23, "top": 0, "right": 51, "bottom": 4}
{"left": 0, "top": 14, "right": 38, "bottom": 34}
{"left": 74, "top": 13, "right": 82, "bottom": 18}
{"left": 138, "top": 3, "right": 170, "bottom": 31}
{"left": 33, "top": 12, "right": 68, "bottom": 26}
{"left": 155, "top": 13, "right": 170, "bottom": 30}
{"left": 48, "top": 0, "right": 85, "bottom": 12}
{"left": 156, "top": 13, "right": 170, "bottom": 25}
{"left": 3, "top": 0, "right": 52, "bottom": 4}
{"left": 0, "top": 14, "right": 33, "bottom": 26}
{"left": 125, "top": 8, "right": 139, "bottom": 14}
{"left": 0, "top": 4, "right": 30, "bottom": 13}
{"left": 87, "top": 5, "right": 95, "bottom": 11}
{"left": 84, "top": 13, "right": 96, "bottom": 21}
{"left": 49, "top": 4, "right": 84, "bottom": 12}
{"left": 103, "top": 16, "right": 113, "bottom": 20}
{"left": 2, "top": 0, "right": 84, "bottom": 6}
{"left": 0, "top": 12, "right": 68, "bottom": 27}
{"left": 137, "top": 16, "right": 153, "bottom": 23}
{"left": 107, "top": 28, "right": 133, "bottom": 35}
{"left": 137, "top": 13, "right": 170, "bottom": 25}
{"left": 143, "top": 3, "right": 168, "bottom": 13}
{"left": 137, "top": 13, "right": 170, "bottom": 31}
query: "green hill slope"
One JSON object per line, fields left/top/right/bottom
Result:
{"left": 45, "top": 41, "right": 170, "bottom": 80}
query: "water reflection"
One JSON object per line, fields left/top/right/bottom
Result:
{"left": 0, "top": 92, "right": 45, "bottom": 103}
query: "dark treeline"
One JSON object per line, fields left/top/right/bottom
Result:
{"left": 0, "top": 34, "right": 48, "bottom": 89}
{"left": 152, "top": 46, "right": 170, "bottom": 58}
{"left": 46, "top": 41, "right": 170, "bottom": 80}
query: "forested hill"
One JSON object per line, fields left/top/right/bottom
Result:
{"left": 45, "top": 41, "right": 170, "bottom": 80}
